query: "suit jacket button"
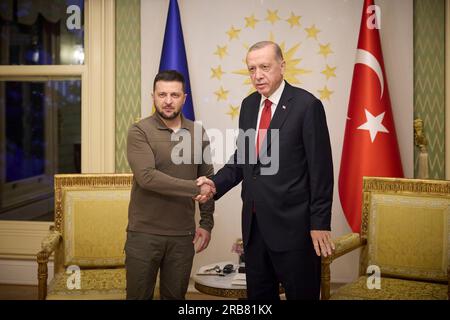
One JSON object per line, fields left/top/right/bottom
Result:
{"left": 252, "top": 176, "right": 256, "bottom": 180}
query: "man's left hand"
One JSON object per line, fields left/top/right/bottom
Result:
{"left": 310, "top": 230, "right": 335, "bottom": 257}
{"left": 193, "top": 228, "right": 211, "bottom": 253}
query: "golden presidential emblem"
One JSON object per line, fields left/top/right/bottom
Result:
{"left": 209, "top": 8, "right": 337, "bottom": 121}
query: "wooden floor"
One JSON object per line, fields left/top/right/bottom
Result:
{"left": 0, "top": 283, "right": 343, "bottom": 300}
{"left": 0, "top": 284, "right": 38, "bottom": 300}
{"left": 0, "top": 284, "right": 231, "bottom": 300}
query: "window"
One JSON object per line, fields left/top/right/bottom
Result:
{"left": 0, "top": 0, "right": 85, "bottom": 65}
{"left": 0, "top": 1, "right": 84, "bottom": 221}
{"left": 0, "top": 78, "right": 81, "bottom": 220}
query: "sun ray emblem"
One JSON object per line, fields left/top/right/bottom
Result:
{"left": 232, "top": 39, "right": 311, "bottom": 91}
{"left": 210, "top": 9, "right": 336, "bottom": 121}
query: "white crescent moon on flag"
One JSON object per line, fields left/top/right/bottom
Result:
{"left": 355, "top": 49, "right": 384, "bottom": 99}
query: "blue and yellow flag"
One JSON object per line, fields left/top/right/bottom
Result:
{"left": 159, "top": 0, "right": 195, "bottom": 121}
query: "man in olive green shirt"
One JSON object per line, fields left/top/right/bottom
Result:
{"left": 126, "top": 70, "right": 215, "bottom": 300}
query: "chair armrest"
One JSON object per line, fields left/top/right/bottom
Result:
{"left": 331, "top": 233, "right": 366, "bottom": 260}
{"left": 37, "top": 228, "right": 61, "bottom": 300}
{"left": 40, "top": 230, "right": 62, "bottom": 254}
{"left": 320, "top": 233, "right": 366, "bottom": 300}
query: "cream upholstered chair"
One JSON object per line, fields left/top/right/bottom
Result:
{"left": 321, "top": 177, "right": 449, "bottom": 300}
{"left": 37, "top": 174, "right": 132, "bottom": 300}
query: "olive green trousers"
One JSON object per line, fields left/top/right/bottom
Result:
{"left": 125, "top": 231, "right": 195, "bottom": 300}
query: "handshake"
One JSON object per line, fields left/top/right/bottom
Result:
{"left": 194, "top": 176, "right": 216, "bottom": 204}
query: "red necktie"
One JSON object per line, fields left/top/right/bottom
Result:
{"left": 256, "top": 99, "right": 272, "bottom": 157}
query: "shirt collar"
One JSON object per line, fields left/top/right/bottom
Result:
{"left": 152, "top": 112, "right": 190, "bottom": 132}
{"left": 259, "top": 80, "right": 285, "bottom": 108}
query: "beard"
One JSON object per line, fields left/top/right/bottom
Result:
{"left": 156, "top": 107, "right": 181, "bottom": 120}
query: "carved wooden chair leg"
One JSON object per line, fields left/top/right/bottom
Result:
{"left": 37, "top": 250, "right": 49, "bottom": 300}
{"left": 321, "top": 256, "right": 332, "bottom": 300}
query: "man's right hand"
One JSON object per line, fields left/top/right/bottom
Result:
{"left": 194, "top": 177, "right": 216, "bottom": 203}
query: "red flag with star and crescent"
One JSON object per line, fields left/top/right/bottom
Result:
{"left": 338, "top": 0, "right": 404, "bottom": 233}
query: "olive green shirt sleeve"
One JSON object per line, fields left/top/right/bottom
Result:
{"left": 197, "top": 129, "right": 215, "bottom": 233}
{"left": 127, "top": 124, "right": 199, "bottom": 197}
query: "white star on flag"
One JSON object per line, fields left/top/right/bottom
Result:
{"left": 357, "top": 109, "right": 389, "bottom": 143}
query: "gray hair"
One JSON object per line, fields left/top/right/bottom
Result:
{"left": 248, "top": 41, "right": 284, "bottom": 61}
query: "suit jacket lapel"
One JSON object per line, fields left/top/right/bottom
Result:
{"left": 247, "top": 94, "right": 260, "bottom": 131}
{"left": 269, "top": 81, "right": 294, "bottom": 132}
{"left": 258, "top": 81, "right": 294, "bottom": 159}
{"left": 243, "top": 93, "right": 260, "bottom": 166}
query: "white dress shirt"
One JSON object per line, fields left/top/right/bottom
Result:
{"left": 255, "top": 80, "right": 285, "bottom": 146}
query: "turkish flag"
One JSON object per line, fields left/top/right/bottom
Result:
{"left": 338, "top": 0, "right": 404, "bottom": 233}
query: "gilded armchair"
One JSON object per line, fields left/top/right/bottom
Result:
{"left": 37, "top": 174, "right": 133, "bottom": 300}
{"left": 321, "top": 177, "right": 449, "bottom": 300}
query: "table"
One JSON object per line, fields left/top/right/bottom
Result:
{"left": 194, "top": 262, "right": 247, "bottom": 299}
{"left": 194, "top": 261, "right": 285, "bottom": 299}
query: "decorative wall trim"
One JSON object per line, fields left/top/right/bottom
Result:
{"left": 0, "top": 221, "right": 52, "bottom": 260}
{"left": 446, "top": 0, "right": 450, "bottom": 179}
{"left": 0, "top": 259, "right": 54, "bottom": 285}
{"left": 115, "top": 0, "right": 141, "bottom": 173}
{"left": 413, "top": 0, "right": 446, "bottom": 179}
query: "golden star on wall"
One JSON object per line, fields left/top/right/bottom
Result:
{"left": 214, "top": 45, "right": 228, "bottom": 59}
{"left": 226, "top": 26, "right": 241, "bottom": 40}
{"left": 305, "top": 24, "right": 320, "bottom": 40}
{"left": 226, "top": 105, "right": 240, "bottom": 120}
{"left": 321, "top": 65, "right": 336, "bottom": 80}
{"left": 245, "top": 14, "right": 259, "bottom": 29}
{"left": 318, "top": 86, "right": 333, "bottom": 101}
{"left": 211, "top": 65, "right": 225, "bottom": 80}
{"left": 318, "top": 43, "right": 333, "bottom": 58}
{"left": 266, "top": 9, "right": 280, "bottom": 25}
{"left": 214, "top": 86, "right": 229, "bottom": 101}
{"left": 286, "top": 12, "right": 301, "bottom": 28}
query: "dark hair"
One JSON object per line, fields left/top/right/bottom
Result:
{"left": 153, "top": 70, "right": 186, "bottom": 92}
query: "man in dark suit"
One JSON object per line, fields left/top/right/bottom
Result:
{"left": 196, "top": 41, "right": 334, "bottom": 300}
